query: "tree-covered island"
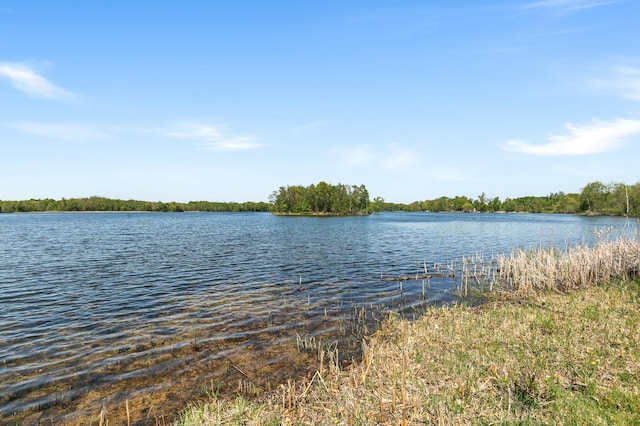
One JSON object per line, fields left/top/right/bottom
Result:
{"left": 269, "top": 182, "right": 370, "bottom": 215}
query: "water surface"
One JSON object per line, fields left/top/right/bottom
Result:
{"left": 0, "top": 212, "right": 635, "bottom": 423}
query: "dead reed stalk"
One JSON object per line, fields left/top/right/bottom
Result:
{"left": 494, "top": 236, "right": 640, "bottom": 294}
{"left": 454, "top": 231, "right": 640, "bottom": 296}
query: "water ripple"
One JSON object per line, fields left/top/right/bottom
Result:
{"left": 0, "top": 211, "right": 635, "bottom": 421}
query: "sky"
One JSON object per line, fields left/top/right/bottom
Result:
{"left": 1, "top": 0, "right": 639, "bottom": 204}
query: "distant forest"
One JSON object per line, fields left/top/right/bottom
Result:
{"left": 0, "top": 197, "right": 271, "bottom": 213}
{"left": 1, "top": 180, "right": 639, "bottom": 217}
{"left": 376, "top": 181, "right": 640, "bottom": 217}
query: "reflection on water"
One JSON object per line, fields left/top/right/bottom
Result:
{"left": 0, "top": 212, "right": 635, "bottom": 423}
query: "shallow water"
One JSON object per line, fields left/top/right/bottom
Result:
{"left": 0, "top": 212, "right": 635, "bottom": 423}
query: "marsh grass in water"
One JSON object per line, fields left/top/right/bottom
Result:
{"left": 451, "top": 227, "right": 640, "bottom": 296}
{"left": 175, "top": 236, "right": 640, "bottom": 425}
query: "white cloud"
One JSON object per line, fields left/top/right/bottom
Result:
{"left": 161, "top": 123, "right": 262, "bottom": 151}
{"left": 5, "top": 121, "right": 106, "bottom": 141}
{"left": 383, "top": 144, "right": 418, "bottom": 169}
{"left": 0, "top": 62, "right": 75, "bottom": 100}
{"left": 502, "top": 118, "right": 640, "bottom": 156}
{"left": 334, "top": 143, "right": 420, "bottom": 170}
{"left": 424, "top": 166, "right": 467, "bottom": 182}
{"left": 587, "top": 65, "right": 640, "bottom": 100}
{"left": 524, "top": 0, "right": 617, "bottom": 12}
{"left": 291, "top": 121, "right": 328, "bottom": 132}
{"left": 164, "top": 124, "right": 222, "bottom": 141}
{"left": 203, "top": 136, "right": 262, "bottom": 151}
{"left": 335, "top": 145, "right": 378, "bottom": 167}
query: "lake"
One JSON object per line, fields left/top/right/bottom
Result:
{"left": 0, "top": 212, "right": 636, "bottom": 423}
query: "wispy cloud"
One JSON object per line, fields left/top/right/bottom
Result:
{"left": 161, "top": 123, "right": 262, "bottom": 151}
{"left": 5, "top": 121, "right": 106, "bottom": 141}
{"left": 335, "top": 145, "right": 377, "bottom": 167}
{"left": 334, "top": 143, "right": 469, "bottom": 185}
{"left": 0, "top": 62, "right": 76, "bottom": 100}
{"left": 524, "top": 0, "right": 617, "bottom": 12}
{"left": 587, "top": 64, "right": 640, "bottom": 100}
{"left": 291, "top": 121, "right": 328, "bottom": 132}
{"left": 502, "top": 118, "right": 640, "bottom": 155}
{"left": 424, "top": 166, "right": 467, "bottom": 182}
{"left": 383, "top": 143, "right": 418, "bottom": 169}
{"left": 334, "top": 143, "right": 420, "bottom": 169}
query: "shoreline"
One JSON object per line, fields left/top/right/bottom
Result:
{"left": 176, "top": 282, "right": 640, "bottom": 424}
{"left": 1, "top": 210, "right": 636, "bottom": 219}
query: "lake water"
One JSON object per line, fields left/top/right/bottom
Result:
{"left": 0, "top": 212, "right": 636, "bottom": 423}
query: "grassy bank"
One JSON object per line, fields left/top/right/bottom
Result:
{"left": 176, "top": 237, "right": 640, "bottom": 425}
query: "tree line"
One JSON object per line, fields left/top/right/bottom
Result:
{"left": 1, "top": 180, "right": 638, "bottom": 216}
{"left": 376, "top": 180, "right": 640, "bottom": 216}
{"left": 270, "top": 182, "right": 370, "bottom": 215}
{"left": 0, "top": 196, "right": 271, "bottom": 213}
{"left": 392, "top": 192, "right": 581, "bottom": 214}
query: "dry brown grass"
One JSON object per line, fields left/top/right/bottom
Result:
{"left": 495, "top": 231, "right": 640, "bottom": 294}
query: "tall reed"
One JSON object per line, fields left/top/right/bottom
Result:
{"left": 453, "top": 228, "right": 640, "bottom": 296}
{"left": 494, "top": 234, "right": 640, "bottom": 294}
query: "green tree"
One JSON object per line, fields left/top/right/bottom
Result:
{"left": 488, "top": 196, "right": 502, "bottom": 212}
{"left": 474, "top": 192, "right": 488, "bottom": 212}
{"left": 579, "top": 181, "right": 609, "bottom": 213}
{"left": 313, "top": 181, "right": 334, "bottom": 213}
{"left": 370, "top": 196, "right": 385, "bottom": 212}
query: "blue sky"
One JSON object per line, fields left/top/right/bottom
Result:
{"left": 1, "top": 1, "right": 639, "bottom": 203}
